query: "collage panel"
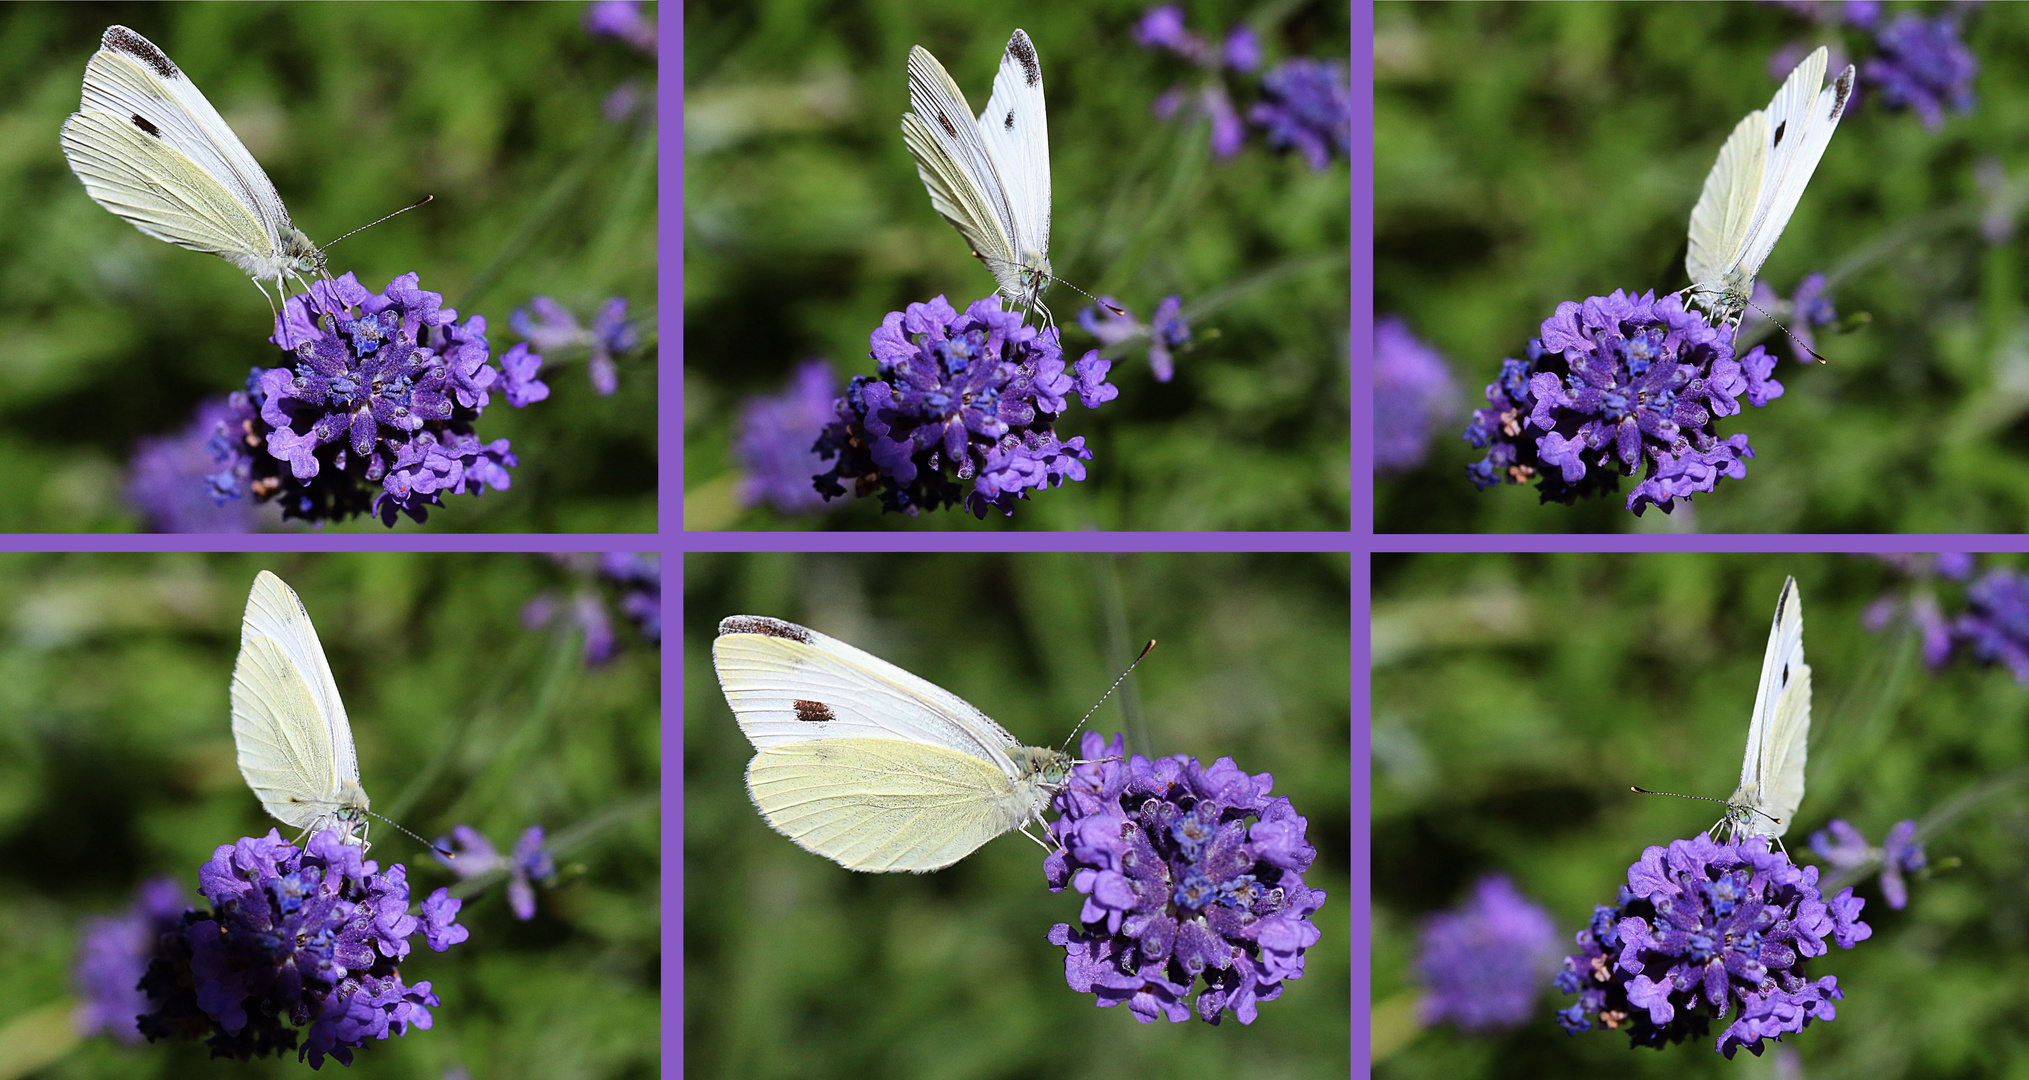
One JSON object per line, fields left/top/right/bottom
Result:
{"left": 683, "top": 551, "right": 1352, "bottom": 1076}
{"left": 683, "top": 1, "right": 1353, "bottom": 531}
{"left": 0, "top": 552, "right": 661, "bottom": 1078}
{"left": 1, "top": 3, "right": 658, "bottom": 533}
{"left": 1370, "top": 551, "right": 2029, "bottom": 1076}
{"left": 1374, "top": 2, "right": 2024, "bottom": 533}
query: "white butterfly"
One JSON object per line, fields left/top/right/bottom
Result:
{"left": 230, "top": 571, "right": 371, "bottom": 848}
{"left": 712, "top": 615, "right": 1070, "bottom": 873}
{"left": 901, "top": 29, "right": 1054, "bottom": 325}
{"left": 1685, "top": 47, "right": 1854, "bottom": 326}
{"left": 1723, "top": 575, "right": 1811, "bottom": 843}
{"left": 60, "top": 25, "right": 324, "bottom": 312}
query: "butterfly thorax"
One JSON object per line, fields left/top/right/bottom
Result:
{"left": 1009, "top": 745, "right": 1070, "bottom": 786}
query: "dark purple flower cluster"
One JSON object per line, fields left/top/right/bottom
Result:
{"left": 1554, "top": 833, "right": 1870, "bottom": 1058}
{"left": 1415, "top": 874, "right": 1559, "bottom": 1033}
{"left": 1946, "top": 568, "right": 2029, "bottom": 682}
{"left": 1137, "top": 6, "right": 1258, "bottom": 158}
{"left": 1863, "top": 13, "right": 1977, "bottom": 130}
{"left": 127, "top": 398, "right": 264, "bottom": 533}
{"left": 1465, "top": 290, "right": 1784, "bottom": 515}
{"left": 433, "top": 824, "right": 559, "bottom": 921}
{"left": 1860, "top": 553, "right": 1973, "bottom": 668}
{"left": 1249, "top": 58, "right": 1352, "bottom": 171}
{"left": 583, "top": 0, "right": 654, "bottom": 55}
{"left": 1374, "top": 316, "right": 1457, "bottom": 473}
{"left": 135, "top": 829, "right": 468, "bottom": 1068}
{"left": 510, "top": 296, "right": 639, "bottom": 396}
{"left": 814, "top": 295, "right": 1117, "bottom": 518}
{"left": 1809, "top": 819, "right": 1927, "bottom": 910}
{"left": 734, "top": 360, "right": 841, "bottom": 514}
{"left": 1076, "top": 294, "right": 1192, "bottom": 382}
{"left": 203, "top": 273, "right": 545, "bottom": 527}
{"left": 523, "top": 552, "right": 660, "bottom": 664}
{"left": 75, "top": 878, "right": 187, "bottom": 1044}
{"left": 1044, "top": 732, "right": 1325, "bottom": 1025}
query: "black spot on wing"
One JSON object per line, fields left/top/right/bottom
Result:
{"left": 1829, "top": 66, "right": 1854, "bottom": 120}
{"left": 130, "top": 113, "right": 161, "bottom": 138}
{"left": 1771, "top": 119, "right": 1787, "bottom": 150}
{"left": 103, "top": 26, "right": 178, "bottom": 80}
{"left": 938, "top": 110, "right": 959, "bottom": 137}
{"left": 1009, "top": 33, "right": 1039, "bottom": 87}
{"left": 1004, "top": 110, "right": 1015, "bottom": 130}
{"left": 793, "top": 700, "right": 835, "bottom": 723}
{"left": 719, "top": 616, "right": 812, "bottom": 644}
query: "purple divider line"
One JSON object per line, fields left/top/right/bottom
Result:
{"left": 663, "top": 6, "right": 680, "bottom": 1077}
{"left": 1354, "top": 0, "right": 1376, "bottom": 544}
{"left": 1372, "top": 534, "right": 2029, "bottom": 554}
{"left": 1351, "top": 546, "right": 1371, "bottom": 1074}
{"left": 1352, "top": 6, "right": 1373, "bottom": 1070}
{"left": 680, "top": 530, "right": 1358, "bottom": 553}
{"left": 0, "top": 534, "right": 661, "bottom": 554}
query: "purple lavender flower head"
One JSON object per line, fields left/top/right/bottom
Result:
{"left": 1860, "top": 554, "right": 1964, "bottom": 667}
{"left": 128, "top": 398, "right": 264, "bottom": 533}
{"left": 735, "top": 360, "right": 842, "bottom": 514}
{"left": 136, "top": 829, "right": 467, "bottom": 1067}
{"left": 1464, "top": 290, "right": 1783, "bottom": 515}
{"left": 813, "top": 294, "right": 1118, "bottom": 518}
{"left": 1554, "top": 833, "right": 1870, "bottom": 1057}
{"left": 1076, "top": 295, "right": 1191, "bottom": 382}
{"left": 1808, "top": 818, "right": 1926, "bottom": 911}
{"left": 1045, "top": 732, "right": 1325, "bottom": 1026}
{"left": 1415, "top": 874, "right": 1559, "bottom": 1033}
{"left": 509, "top": 295, "right": 638, "bottom": 396}
{"left": 1375, "top": 316, "right": 1457, "bottom": 473}
{"left": 523, "top": 552, "right": 658, "bottom": 662}
{"left": 1950, "top": 568, "right": 2029, "bottom": 683}
{"left": 1863, "top": 13, "right": 1977, "bottom": 130}
{"left": 1248, "top": 58, "right": 1351, "bottom": 170}
{"left": 434, "top": 824, "right": 559, "bottom": 921}
{"left": 75, "top": 878, "right": 187, "bottom": 1044}
{"left": 223, "top": 272, "right": 533, "bottom": 527}
{"left": 1223, "top": 26, "right": 1260, "bottom": 73}
{"left": 584, "top": 0, "right": 655, "bottom": 55}
{"left": 1134, "top": 6, "right": 1204, "bottom": 60}
{"left": 600, "top": 551, "right": 661, "bottom": 643}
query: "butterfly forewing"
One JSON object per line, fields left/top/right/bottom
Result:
{"left": 1732, "top": 576, "right": 1810, "bottom": 839}
{"left": 903, "top": 45, "right": 1024, "bottom": 295}
{"left": 975, "top": 30, "right": 1051, "bottom": 277}
{"left": 747, "top": 739, "right": 1025, "bottom": 872}
{"left": 1740, "top": 62, "right": 1853, "bottom": 280}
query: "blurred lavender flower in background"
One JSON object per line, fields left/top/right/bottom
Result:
{"left": 1375, "top": 316, "right": 1457, "bottom": 473}
{"left": 1249, "top": 58, "right": 1352, "bottom": 170}
{"left": 434, "top": 825, "right": 560, "bottom": 921}
{"left": 1076, "top": 295, "right": 1191, "bottom": 382}
{"left": 136, "top": 829, "right": 466, "bottom": 1067}
{"left": 1465, "top": 290, "right": 1782, "bottom": 515}
{"left": 510, "top": 296, "right": 640, "bottom": 396}
{"left": 126, "top": 398, "right": 263, "bottom": 533}
{"left": 1745, "top": 274, "right": 1839, "bottom": 365}
{"left": 1415, "top": 874, "right": 1559, "bottom": 1033}
{"left": 75, "top": 878, "right": 186, "bottom": 1044}
{"left": 584, "top": 0, "right": 654, "bottom": 55}
{"left": 814, "top": 295, "right": 1117, "bottom": 518}
{"left": 1948, "top": 568, "right": 2029, "bottom": 682}
{"left": 524, "top": 552, "right": 659, "bottom": 663}
{"left": 1136, "top": 5, "right": 1257, "bottom": 159}
{"left": 1863, "top": 12, "right": 1977, "bottom": 130}
{"left": 1809, "top": 818, "right": 1927, "bottom": 910}
{"left": 1554, "top": 833, "right": 1869, "bottom": 1057}
{"left": 1860, "top": 553, "right": 1970, "bottom": 668}
{"left": 203, "top": 272, "right": 540, "bottom": 527}
{"left": 734, "top": 360, "right": 840, "bottom": 514}
{"left": 1045, "top": 732, "right": 1325, "bottom": 1026}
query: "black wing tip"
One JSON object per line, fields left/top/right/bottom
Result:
{"left": 1829, "top": 66, "right": 1856, "bottom": 120}
{"left": 102, "top": 26, "right": 178, "bottom": 80}
{"left": 719, "top": 615, "right": 812, "bottom": 644}
{"left": 1007, "top": 29, "right": 1040, "bottom": 87}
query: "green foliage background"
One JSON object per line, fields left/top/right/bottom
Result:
{"left": 1376, "top": 1, "right": 2029, "bottom": 533}
{"left": 684, "top": 552, "right": 1351, "bottom": 1078}
{"left": 0, "top": 553, "right": 660, "bottom": 1079}
{"left": 0, "top": 2, "right": 658, "bottom": 533}
{"left": 683, "top": 0, "right": 1350, "bottom": 531}
{"left": 1373, "top": 553, "right": 2029, "bottom": 1077}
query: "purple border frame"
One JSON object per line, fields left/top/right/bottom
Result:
{"left": 661, "top": 7, "right": 680, "bottom": 1078}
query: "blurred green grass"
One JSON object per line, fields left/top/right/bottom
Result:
{"left": 0, "top": 553, "right": 660, "bottom": 1079}
{"left": 684, "top": 552, "right": 1351, "bottom": 1079}
{"left": 0, "top": 2, "right": 657, "bottom": 532}
{"left": 1374, "top": 552, "right": 2029, "bottom": 1077}
{"left": 1376, "top": 1, "right": 2029, "bottom": 532}
{"left": 682, "top": 1, "right": 1350, "bottom": 530}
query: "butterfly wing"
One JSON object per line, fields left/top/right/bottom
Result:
{"left": 59, "top": 26, "right": 293, "bottom": 274}
{"left": 1735, "top": 51, "right": 1854, "bottom": 284}
{"left": 1734, "top": 576, "right": 1810, "bottom": 839}
{"left": 1685, "top": 108, "right": 1766, "bottom": 307}
{"left": 231, "top": 571, "right": 366, "bottom": 838}
{"left": 902, "top": 43, "right": 1025, "bottom": 302}
{"left": 975, "top": 30, "right": 1050, "bottom": 290}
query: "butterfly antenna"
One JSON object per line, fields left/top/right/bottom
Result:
{"left": 363, "top": 809, "right": 454, "bottom": 857}
{"left": 1628, "top": 786, "right": 1783, "bottom": 827}
{"left": 1060, "top": 639, "right": 1156, "bottom": 755}
{"left": 972, "top": 250, "right": 1126, "bottom": 316}
{"left": 1682, "top": 285, "right": 1827, "bottom": 364}
{"left": 322, "top": 195, "right": 434, "bottom": 251}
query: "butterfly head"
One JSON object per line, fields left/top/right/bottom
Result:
{"left": 281, "top": 225, "right": 325, "bottom": 277}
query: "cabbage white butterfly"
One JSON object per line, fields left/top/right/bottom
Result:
{"left": 1685, "top": 47, "right": 1854, "bottom": 326}
{"left": 60, "top": 26, "right": 324, "bottom": 311}
{"left": 1632, "top": 576, "right": 1811, "bottom": 844}
{"left": 230, "top": 570, "right": 370, "bottom": 848}
{"left": 712, "top": 615, "right": 1070, "bottom": 873}
{"left": 902, "top": 30, "right": 1055, "bottom": 325}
